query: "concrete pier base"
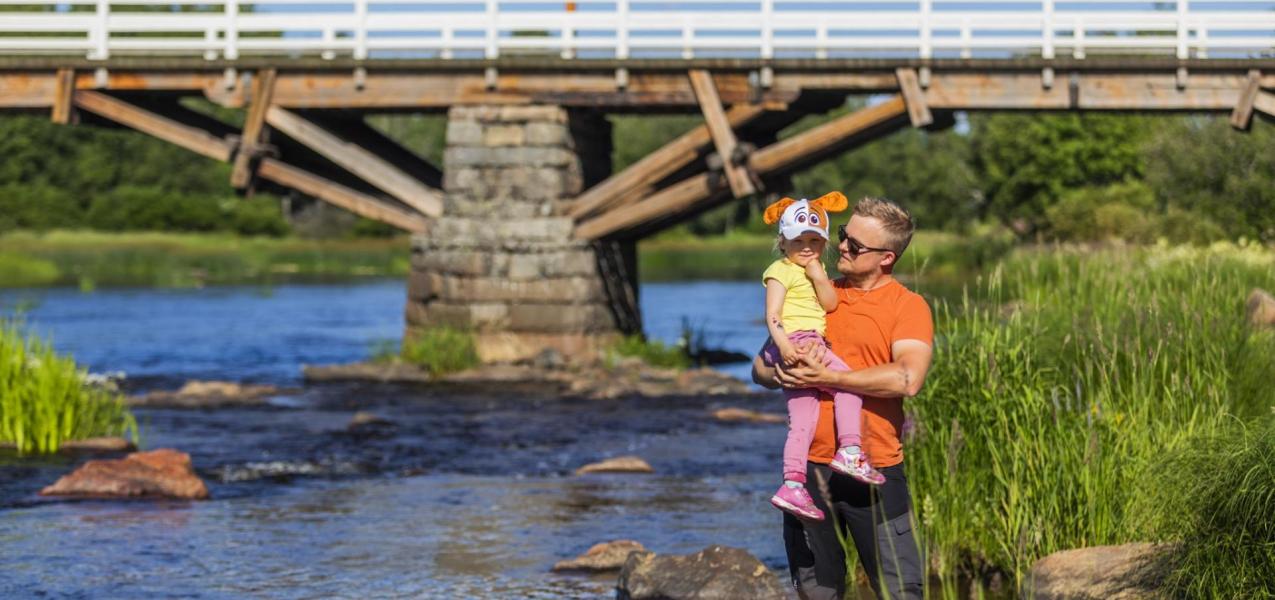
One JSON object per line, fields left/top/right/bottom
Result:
{"left": 406, "top": 105, "right": 638, "bottom": 364}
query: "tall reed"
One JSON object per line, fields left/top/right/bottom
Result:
{"left": 0, "top": 321, "right": 137, "bottom": 454}
{"left": 906, "top": 241, "right": 1275, "bottom": 587}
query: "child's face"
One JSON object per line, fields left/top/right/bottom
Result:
{"left": 781, "top": 232, "right": 826, "bottom": 263}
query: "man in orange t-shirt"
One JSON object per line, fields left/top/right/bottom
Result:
{"left": 753, "top": 197, "right": 934, "bottom": 600}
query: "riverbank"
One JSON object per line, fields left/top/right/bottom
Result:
{"left": 0, "top": 230, "right": 411, "bottom": 289}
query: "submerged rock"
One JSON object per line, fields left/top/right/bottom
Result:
{"left": 712, "top": 407, "right": 785, "bottom": 424}
{"left": 59, "top": 437, "right": 137, "bottom": 453}
{"left": 1248, "top": 288, "right": 1275, "bottom": 329}
{"left": 616, "top": 544, "right": 785, "bottom": 600}
{"left": 575, "top": 456, "right": 653, "bottom": 475}
{"left": 552, "top": 540, "right": 647, "bottom": 573}
{"left": 303, "top": 362, "right": 434, "bottom": 384}
{"left": 40, "top": 448, "right": 209, "bottom": 500}
{"left": 1024, "top": 543, "right": 1167, "bottom": 600}
{"left": 129, "top": 380, "right": 289, "bottom": 408}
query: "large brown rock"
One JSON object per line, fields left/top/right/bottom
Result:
{"left": 1024, "top": 543, "right": 1167, "bottom": 600}
{"left": 575, "top": 456, "right": 653, "bottom": 475}
{"left": 1248, "top": 288, "right": 1275, "bottom": 328}
{"left": 40, "top": 448, "right": 210, "bottom": 500}
{"left": 552, "top": 540, "right": 647, "bottom": 573}
{"left": 616, "top": 545, "right": 785, "bottom": 600}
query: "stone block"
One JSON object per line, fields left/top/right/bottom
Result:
{"left": 410, "top": 249, "right": 489, "bottom": 277}
{"left": 525, "top": 122, "right": 570, "bottom": 146}
{"left": 449, "top": 105, "right": 568, "bottom": 124}
{"left": 483, "top": 124, "right": 525, "bottom": 147}
{"left": 472, "top": 331, "right": 619, "bottom": 364}
{"left": 430, "top": 218, "right": 576, "bottom": 245}
{"left": 509, "top": 303, "right": 616, "bottom": 332}
{"left": 406, "top": 270, "right": 442, "bottom": 301}
{"left": 505, "top": 250, "right": 597, "bottom": 280}
{"left": 438, "top": 275, "right": 605, "bottom": 303}
{"left": 445, "top": 119, "right": 483, "bottom": 146}
{"left": 445, "top": 147, "right": 577, "bottom": 169}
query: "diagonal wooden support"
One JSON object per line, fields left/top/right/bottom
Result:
{"left": 257, "top": 158, "right": 430, "bottom": 233}
{"left": 322, "top": 116, "right": 443, "bottom": 189}
{"left": 1230, "top": 70, "right": 1262, "bottom": 131}
{"left": 567, "top": 103, "right": 775, "bottom": 221}
{"left": 575, "top": 96, "right": 909, "bottom": 240}
{"left": 265, "top": 107, "right": 443, "bottom": 218}
{"left": 231, "top": 68, "right": 277, "bottom": 189}
{"left": 51, "top": 68, "right": 75, "bottom": 125}
{"left": 895, "top": 68, "right": 934, "bottom": 128}
{"left": 688, "top": 69, "right": 757, "bottom": 198}
{"left": 73, "top": 91, "right": 234, "bottom": 162}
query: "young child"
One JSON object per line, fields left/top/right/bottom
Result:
{"left": 761, "top": 191, "right": 886, "bottom": 522}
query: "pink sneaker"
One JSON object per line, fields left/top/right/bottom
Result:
{"left": 829, "top": 448, "right": 886, "bottom": 485}
{"left": 770, "top": 484, "right": 825, "bottom": 521}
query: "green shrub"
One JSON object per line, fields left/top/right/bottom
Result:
{"left": 0, "top": 252, "right": 60, "bottom": 287}
{"left": 0, "top": 321, "right": 137, "bottom": 454}
{"left": 1045, "top": 181, "right": 1158, "bottom": 242}
{"left": 609, "top": 335, "right": 690, "bottom": 369}
{"left": 401, "top": 327, "right": 480, "bottom": 377}
{"left": 1136, "top": 416, "right": 1275, "bottom": 599}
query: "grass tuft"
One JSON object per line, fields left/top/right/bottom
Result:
{"left": 400, "top": 327, "right": 480, "bottom": 377}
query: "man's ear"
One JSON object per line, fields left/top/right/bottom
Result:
{"left": 812, "top": 191, "right": 849, "bottom": 213}
{"left": 763, "top": 197, "right": 796, "bottom": 225}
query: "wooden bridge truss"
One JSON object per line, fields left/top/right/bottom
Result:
{"left": 3, "top": 58, "right": 1274, "bottom": 239}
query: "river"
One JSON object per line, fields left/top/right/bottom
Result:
{"left": 0, "top": 280, "right": 805, "bottom": 599}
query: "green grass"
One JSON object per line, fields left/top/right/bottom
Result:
{"left": 398, "top": 327, "right": 480, "bottom": 377}
{"left": 0, "top": 321, "right": 137, "bottom": 454}
{"left": 905, "top": 240, "right": 1275, "bottom": 593}
{"left": 0, "top": 230, "right": 411, "bottom": 289}
{"left": 607, "top": 335, "right": 691, "bottom": 370}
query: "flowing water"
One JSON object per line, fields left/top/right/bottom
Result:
{"left": 0, "top": 280, "right": 808, "bottom": 599}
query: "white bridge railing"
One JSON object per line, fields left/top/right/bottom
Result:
{"left": 1, "top": 0, "right": 1273, "bottom": 61}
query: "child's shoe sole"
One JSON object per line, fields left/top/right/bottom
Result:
{"left": 828, "top": 461, "right": 887, "bottom": 486}
{"left": 770, "top": 495, "right": 825, "bottom": 521}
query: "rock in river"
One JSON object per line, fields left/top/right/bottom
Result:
{"left": 616, "top": 544, "right": 785, "bottom": 600}
{"left": 128, "top": 380, "right": 288, "bottom": 408}
{"left": 574, "top": 456, "right": 653, "bottom": 475}
{"left": 552, "top": 540, "right": 647, "bottom": 573}
{"left": 1024, "top": 543, "right": 1167, "bottom": 600}
{"left": 40, "top": 448, "right": 210, "bottom": 500}
{"left": 712, "top": 407, "right": 785, "bottom": 424}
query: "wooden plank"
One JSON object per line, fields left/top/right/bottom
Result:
{"left": 257, "top": 157, "right": 430, "bottom": 233}
{"left": 1230, "top": 70, "right": 1262, "bottom": 131}
{"left": 924, "top": 73, "right": 1250, "bottom": 111}
{"left": 748, "top": 95, "right": 908, "bottom": 175}
{"left": 231, "top": 68, "right": 277, "bottom": 189}
{"left": 50, "top": 68, "right": 74, "bottom": 124}
{"left": 72, "top": 90, "right": 233, "bottom": 162}
{"left": 265, "top": 106, "right": 443, "bottom": 218}
{"left": 576, "top": 97, "right": 909, "bottom": 240}
{"left": 688, "top": 69, "right": 756, "bottom": 198}
{"left": 895, "top": 68, "right": 933, "bottom": 128}
{"left": 322, "top": 116, "right": 443, "bottom": 189}
{"left": 1255, "top": 91, "right": 1275, "bottom": 119}
{"left": 568, "top": 103, "right": 772, "bottom": 220}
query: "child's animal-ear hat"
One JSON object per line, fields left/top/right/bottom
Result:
{"left": 763, "top": 191, "right": 849, "bottom": 240}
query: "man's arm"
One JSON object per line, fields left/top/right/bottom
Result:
{"left": 773, "top": 338, "right": 933, "bottom": 398}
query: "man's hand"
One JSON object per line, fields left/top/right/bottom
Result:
{"left": 774, "top": 345, "right": 828, "bottom": 389}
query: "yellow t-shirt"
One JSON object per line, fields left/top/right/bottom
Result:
{"left": 762, "top": 258, "right": 826, "bottom": 336}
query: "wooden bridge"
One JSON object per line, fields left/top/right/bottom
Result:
{"left": 3, "top": 1, "right": 1274, "bottom": 361}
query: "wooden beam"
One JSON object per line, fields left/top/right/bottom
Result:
{"left": 1255, "top": 91, "right": 1275, "bottom": 119}
{"left": 265, "top": 106, "right": 443, "bottom": 218}
{"left": 321, "top": 115, "right": 443, "bottom": 189}
{"left": 567, "top": 103, "right": 774, "bottom": 220}
{"left": 231, "top": 68, "right": 277, "bottom": 189}
{"left": 257, "top": 158, "right": 430, "bottom": 233}
{"left": 50, "top": 68, "right": 74, "bottom": 124}
{"left": 72, "top": 91, "right": 233, "bottom": 162}
{"left": 895, "top": 68, "right": 934, "bottom": 128}
{"left": 1230, "top": 70, "right": 1262, "bottom": 131}
{"left": 688, "top": 69, "right": 756, "bottom": 198}
{"left": 575, "top": 96, "right": 909, "bottom": 240}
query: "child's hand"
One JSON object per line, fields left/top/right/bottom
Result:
{"left": 780, "top": 345, "right": 803, "bottom": 367}
{"left": 805, "top": 259, "right": 829, "bottom": 282}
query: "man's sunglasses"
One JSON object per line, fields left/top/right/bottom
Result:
{"left": 837, "top": 225, "right": 893, "bottom": 256}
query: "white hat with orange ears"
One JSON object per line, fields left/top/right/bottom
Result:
{"left": 762, "top": 191, "right": 849, "bottom": 240}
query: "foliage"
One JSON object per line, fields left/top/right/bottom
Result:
{"left": 401, "top": 327, "right": 480, "bottom": 377}
{"left": 1136, "top": 416, "right": 1275, "bottom": 599}
{"left": 0, "top": 230, "right": 410, "bottom": 288}
{"left": 969, "top": 113, "right": 1152, "bottom": 234}
{"left": 0, "top": 320, "right": 137, "bottom": 454}
{"left": 608, "top": 335, "right": 691, "bottom": 369}
{"left": 908, "top": 242, "right": 1275, "bottom": 586}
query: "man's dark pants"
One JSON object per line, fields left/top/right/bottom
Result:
{"left": 783, "top": 462, "right": 924, "bottom": 600}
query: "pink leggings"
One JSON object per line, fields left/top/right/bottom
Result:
{"left": 761, "top": 330, "right": 861, "bottom": 483}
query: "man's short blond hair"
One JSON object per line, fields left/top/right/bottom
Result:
{"left": 854, "top": 197, "right": 915, "bottom": 256}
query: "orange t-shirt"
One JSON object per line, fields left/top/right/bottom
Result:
{"left": 807, "top": 277, "right": 933, "bottom": 468}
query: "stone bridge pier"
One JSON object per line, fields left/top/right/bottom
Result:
{"left": 406, "top": 105, "right": 640, "bottom": 364}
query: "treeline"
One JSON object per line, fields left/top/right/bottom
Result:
{"left": 3, "top": 105, "right": 1274, "bottom": 242}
